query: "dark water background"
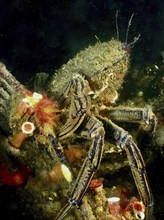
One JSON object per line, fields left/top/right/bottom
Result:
{"left": 0, "top": 0, "right": 164, "bottom": 219}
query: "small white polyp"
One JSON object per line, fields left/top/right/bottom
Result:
{"left": 107, "top": 197, "right": 120, "bottom": 203}
{"left": 32, "top": 92, "right": 43, "bottom": 100}
{"left": 137, "top": 211, "right": 145, "bottom": 220}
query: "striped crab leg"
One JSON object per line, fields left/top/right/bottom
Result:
{"left": 98, "top": 115, "right": 154, "bottom": 220}
{"left": 56, "top": 116, "right": 105, "bottom": 220}
{"left": 99, "top": 106, "right": 157, "bottom": 134}
{"left": 58, "top": 74, "right": 92, "bottom": 140}
{"left": 56, "top": 74, "right": 105, "bottom": 219}
{"left": 0, "top": 63, "right": 24, "bottom": 132}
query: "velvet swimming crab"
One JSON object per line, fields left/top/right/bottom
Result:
{"left": 0, "top": 31, "right": 157, "bottom": 220}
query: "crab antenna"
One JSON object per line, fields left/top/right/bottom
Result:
{"left": 125, "top": 34, "right": 141, "bottom": 49}
{"left": 125, "top": 13, "right": 134, "bottom": 44}
{"left": 115, "top": 10, "right": 120, "bottom": 41}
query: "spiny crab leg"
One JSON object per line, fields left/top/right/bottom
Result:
{"left": 99, "top": 116, "right": 154, "bottom": 220}
{"left": 58, "top": 74, "right": 92, "bottom": 140}
{"left": 56, "top": 116, "right": 105, "bottom": 220}
{"left": 56, "top": 74, "right": 105, "bottom": 220}
{"left": 125, "top": 141, "right": 154, "bottom": 220}
{"left": 99, "top": 106, "right": 157, "bottom": 133}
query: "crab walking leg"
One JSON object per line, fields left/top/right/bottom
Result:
{"left": 99, "top": 106, "right": 157, "bottom": 133}
{"left": 98, "top": 116, "right": 154, "bottom": 220}
{"left": 55, "top": 116, "right": 105, "bottom": 220}
{"left": 0, "top": 63, "right": 24, "bottom": 132}
{"left": 0, "top": 63, "right": 23, "bottom": 112}
{"left": 58, "top": 74, "right": 92, "bottom": 140}
{"left": 125, "top": 141, "right": 154, "bottom": 220}
{"left": 0, "top": 63, "right": 24, "bottom": 93}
